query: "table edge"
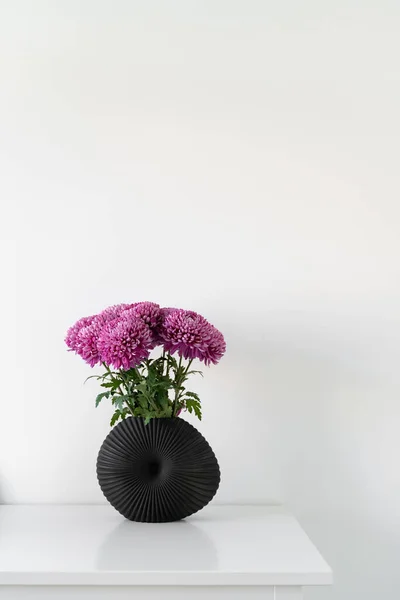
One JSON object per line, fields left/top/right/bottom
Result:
{"left": 0, "top": 571, "right": 333, "bottom": 587}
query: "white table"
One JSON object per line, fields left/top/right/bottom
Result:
{"left": 0, "top": 505, "right": 332, "bottom": 599}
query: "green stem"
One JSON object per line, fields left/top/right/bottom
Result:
{"left": 183, "top": 359, "right": 193, "bottom": 378}
{"left": 103, "top": 363, "right": 124, "bottom": 394}
{"left": 103, "top": 363, "right": 135, "bottom": 417}
{"left": 163, "top": 350, "right": 169, "bottom": 378}
{"left": 174, "top": 359, "right": 194, "bottom": 414}
{"left": 172, "top": 356, "right": 182, "bottom": 417}
{"left": 149, "top": 396, "right": 159, "bottom": 413}
{"left": 125, "top": 400, "right": 135, "bottom": 417}
{"left": 118, "top": 369, "right": 130, "bottom": 394}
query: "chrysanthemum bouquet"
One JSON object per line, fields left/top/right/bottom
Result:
{"left": 65, "top": 303, "right": 226, "bottom": 426}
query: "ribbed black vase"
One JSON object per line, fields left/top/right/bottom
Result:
{"left": 96, "top": 417, "right": 220, "bottom": 522}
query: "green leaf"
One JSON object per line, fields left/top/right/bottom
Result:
{"left": 185, "top": 391, "right": 200, "bottom": 401}
{"left": 136, "top": 381, "right": 148, "bottom": 394}
{"left": 193, "top": 404, "right": 202, "bottom": 420}
{"left": 84, "top": 375, "right": 102, "bottom": 384}
{"left": 120, "top": 368, "right": 141, "bottom": 383}
{"left": 167, "top": 355, "right": 178, "bottom": 370}
{"left": 101, "top": 381, "right": 119, "bottom": 389}
{"left": 95, "top": 391, "right": 110, "bottom": 407}
{"left": 158, "top": 392, "right": 169, "bottom": 411}
{"left": 163, "top": 406, "right": 173, "bottom": 418}
{"left": 138, "top": 395, "right": 148, "bottom": 409}
{"left": 110, "top": 410, "right": 121, "bottom": 426}
{"left": 186, "top": 370, "right": 204, "bottom": 378}
{"left": 185, "top": 398, "right": 202, "bottom": 421}
{"left": 111, "top": 395, "right": 132, "bottom": 410}
{"left": 143, "top": 411, "right": 157, "bottom": 425}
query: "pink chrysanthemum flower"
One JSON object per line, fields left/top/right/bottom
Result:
{"left": 65, "top": 315, "right": 96, "bottom": 351}
{"left": 74, "top": 317, "right": 106, "bottom": 367}
{"left": 151, "top": 306, "right": 179, "bottom": 345}
{"left": 123, "top": 302, "right": 161, "bottom": 329}
{"left": 160, "top": 307, "right": 178, "bottom": 319}
{"left": 122, "top": 302, "right": 163, "bottom": 347}
{"left": 99, "top": 303, "right": 135, "bottom": 321}
{"left": 66, "top": 305, "right": 135, "bottom": 367}
{"left": 98, "top": 318, "right": 153, "bottom": 370}
{"left": 202, "top": 329, "right": 226, "bottom": 364}
{"left": 160, "top": 309, "right": 226, "bottom": 365}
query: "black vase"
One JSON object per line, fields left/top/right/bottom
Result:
{"left": 96, "top": 417, "right": 220, "bottom": 522}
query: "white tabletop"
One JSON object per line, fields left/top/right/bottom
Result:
{"left": 0, "top": 504, "right": 332, "bottom": 587}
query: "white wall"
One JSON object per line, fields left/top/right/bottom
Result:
{"left": 1, "top": 1, "right": 400, "bottom": 598}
